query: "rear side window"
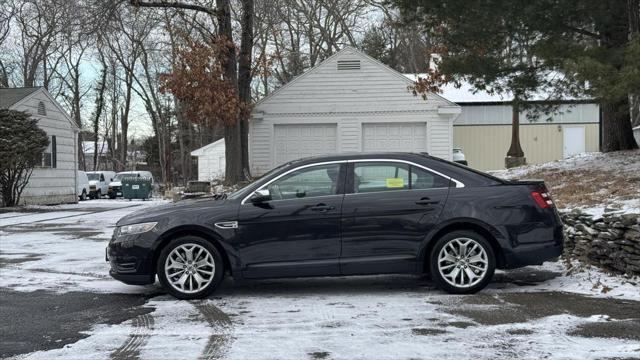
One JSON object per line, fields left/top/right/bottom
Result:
{"left": 353, "top": 162, "right": 450, "bottom": 193}
{"left": 410, "top": 166, "right": 450, "bottom": 189}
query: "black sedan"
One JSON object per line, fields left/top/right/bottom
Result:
{"left": 107, "top": 152, "right": 563, "bottom": 299}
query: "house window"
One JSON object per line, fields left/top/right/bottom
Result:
{"left": 37, "top": 101, "right": 47, "bottom": 116}
{"left": 36, "top": 135, "right": 56, "bottom": 168}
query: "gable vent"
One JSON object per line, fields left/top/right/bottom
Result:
{"left": 337, "top": 60, "right": 361, "bottom": 70}
{"left": 37, "top": 101, "right": 46, "bottom": 116}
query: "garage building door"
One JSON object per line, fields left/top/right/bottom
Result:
{"left": 274, "top": 124, "right": 337, "bottom": 165}
{"left": 362, "top": 123, "right": 427, "bottom": 152}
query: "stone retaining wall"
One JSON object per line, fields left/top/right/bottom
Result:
{"left": 561, "top": 210, "right": 640, "bottom": 275}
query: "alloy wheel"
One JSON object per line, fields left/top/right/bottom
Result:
{"left": 437, "top": 237, "right": 489, "bottom": 288}
{"left": 164, "top": 243, "right": 216, "bottom": 294}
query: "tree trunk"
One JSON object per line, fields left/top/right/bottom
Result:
{"left": 217, "top": 0, "right": 243, "bottom": 185}
{"left": 93, "top": 61, "right": 108, "bottom": 171}
{"left": 601, "top": 99, "right": 639, "bottom": 151}
{"left": 505, "top": 99, "right": 526, "bottom": 168}
{"left": 120, "top": 71, "right": 134, "bottom": 170}
{"left": 238, "top": 0, "right": 254, "bottom": 180}
{"left": 597, "top": 0, "right": 639, "bottom": 151}
{"left": 176, "top": 99, "right": 188, "bottom": 185}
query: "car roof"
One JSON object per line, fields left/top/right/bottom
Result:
{"left": 280, "top": 152, "right": 504, "bottom": 187}
{"left": 287, "top": 152, "right": 432, "bottom": 165}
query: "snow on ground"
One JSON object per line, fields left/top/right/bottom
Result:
{"left": 3, "top": 200, "right": 640, "bottom": 359}
{"left": 0, "top": 199, "right": 167, "bottom": 294}
{"left": 492, "top": 261, "right": 640, "bottom": 301}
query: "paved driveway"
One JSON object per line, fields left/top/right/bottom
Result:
{"left": 1, "top": 201, "right": 639, "bottom": 359}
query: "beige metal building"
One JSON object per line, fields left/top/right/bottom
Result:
{"left": 428, "top": 82, "right": 599, "bottom": 171}
{"left": 453, "top": 101, "right": 599, "bottom": 170}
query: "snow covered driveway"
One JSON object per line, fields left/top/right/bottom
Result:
{"left": 1, "top": 201, "right": 639, "bottom": 359}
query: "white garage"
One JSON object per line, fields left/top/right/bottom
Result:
{"left": 249, "top": 46, "right": 461, "bottom": 176}
{"left": 274, "top": 124, "right": 337, "bottom": 164}
{"left": 191, "top": 138, "right": 226, "bottom": 181}
{"left": 362, "top": 123, "right": 428, "bottom": 152}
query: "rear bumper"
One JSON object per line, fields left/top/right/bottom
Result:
{"left": 503, "top": 241, "right": 563, "bottom": 268}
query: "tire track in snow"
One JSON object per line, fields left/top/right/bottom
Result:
{"left": 110, "top": 313, "right": 155, "bottom": 360}
{"left": 196, "top": 302, "right": 233, "bottom": 360}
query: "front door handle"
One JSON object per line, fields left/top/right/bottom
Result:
{"left": 310, "top": 203, "right": 335, "bottom": 212}
{"left": 415, "top": 197, "right": 440, "bottom": 205}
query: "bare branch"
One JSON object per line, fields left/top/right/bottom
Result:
{"left": 129, "top": 0, "right": 217, "bottom": 16}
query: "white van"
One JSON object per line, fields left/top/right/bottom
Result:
{"left": 108, "top": 171, "right": 154, "bottom": 199}
{"left": 76, "top": 171, "right": 90, "bottom": 201}
{"left": 86, "top": 171, "right": 116, "bottom": 199}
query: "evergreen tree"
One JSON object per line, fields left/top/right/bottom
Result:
{"left": 0, "top": 110, "right": 49, "bottom": 207}
{"left": 394, "top": 0, "right": 639, "bottom": 155}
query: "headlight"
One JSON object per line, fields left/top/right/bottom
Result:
{"left": 118, "top": 222, "right": 157, "bottom": 236}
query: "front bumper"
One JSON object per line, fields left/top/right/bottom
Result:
{"left": 109, "top": 270, "right": 155, "bottom": 285}
{"left": 108, "top": 186, "right": 123, "bottom": 197}
{"left": 106, "top": 231, "right": 159, "bottom": 285}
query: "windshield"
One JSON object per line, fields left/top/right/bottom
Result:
{"left": 87, "top": 173, "right": 100, "bottom": 181}
{"left": 227, "top": 162, "right": 291, "bottom": 200}
{"left": 113, "top": 173, "right": 135, "bottom": 181}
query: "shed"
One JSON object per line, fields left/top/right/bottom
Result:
{"left": 249, "top": 47, "right": 461, "bottom": 176}
{"left": 190, "top": 138, "right": 226, "bottom": 181}
{"left": 428, "top": 81, "right": 600, "bottom": 171}
{"left": 0, "top": 87, "right": 79, "bottom": 205}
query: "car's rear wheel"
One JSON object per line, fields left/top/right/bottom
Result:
{"left": 157, "top": 236, "right": 224, "bottom": 300}
{"left": 429, "top": 230, "right": 495, "bottom": 294}
{"left": 79, "top": 189, "right": 87, "bottom": 201}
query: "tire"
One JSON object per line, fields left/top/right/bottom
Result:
{"left": 97, "top": 189, "right": 102, "bottom": 199}
{"left": 156, "top": 236, "right": 224, "bottom": 300}
{"left": 79, "top": 189, "right": 87, "bottom": 201}
{"left": 429, "top": 230, "right": 496, "bottom": 294}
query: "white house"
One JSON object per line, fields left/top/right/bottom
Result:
{"left": 248, "top": 47, "right": 461, "bottom": 176}
{"left": 0, "top": 87, "right": 79, "bottom": 205}
{"left": 191, "top": 138, "right": 226, "bottom": 181}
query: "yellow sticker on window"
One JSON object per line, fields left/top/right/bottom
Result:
{"left": 386, "top": 178, "right": 404, "bottom": 188}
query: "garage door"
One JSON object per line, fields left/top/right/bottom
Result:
{"left": 362, "top": 123, "right": 428, "bottom": 152}
{"left": 274, "top": 124, "right": 338, "bottom": 165}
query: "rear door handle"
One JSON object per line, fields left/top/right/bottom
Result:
{"left": 310, "top": 203, "right": 335, "bottom": 212}
{"left": 415, "top": 197, "right": 440, "bottom": 205}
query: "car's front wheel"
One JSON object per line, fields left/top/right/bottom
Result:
{"left": 429, "top": 230, "right": 495, "bottom": 294}
{"left": 156, "top": 236, "right": 224, "bottom": 300}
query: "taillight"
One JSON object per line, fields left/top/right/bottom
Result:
{"left": 531, "top": 190, "right": 554, "bottom": 209}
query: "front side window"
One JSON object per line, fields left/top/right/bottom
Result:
{"left": 353, "top": 162, "right": 450, "bottom": 193}
{"left": 266, "top": 164, "right": 341, "bottom": 200}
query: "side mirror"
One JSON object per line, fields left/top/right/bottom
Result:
{"left": 250, "top": 189, "right": 271, "bottom": 203}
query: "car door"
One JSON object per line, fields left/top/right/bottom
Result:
{"left": 340, "top": 161, "right": 451, "bottom": 275}
{"left": 237, "top": 162, "right": 346, "bottom": 279}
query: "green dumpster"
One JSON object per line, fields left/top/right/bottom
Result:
{"left": 122, "top": 176, "right": 152, "bottom": 200}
